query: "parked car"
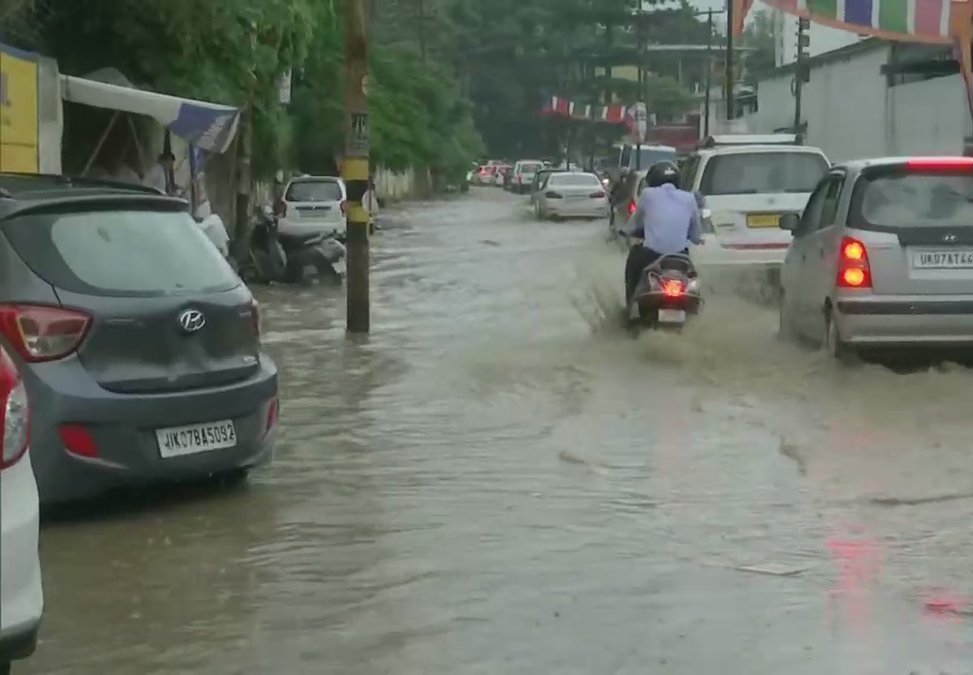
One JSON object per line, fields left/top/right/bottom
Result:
{"left": 0, "top": 344, "right": 41, "bottom": 675}
{"left": 278, "top": 174, "right": 347, "bottom": 235}
{"left": 681, "top": 134, "right": 829, "bottom": 267}
{"left": 534, "top": 171, "right": 608, "bottom": 221}
{"left": 472, "top": 164, "right": 497, "bottom": 186}
{"left": 778, "top": 156, "right": 973, "bottom": 360}
{"left": 510, "top": 160, "right": 544, "bottom": 194}
{"left": 0, "top": 174, "right": 279, "bottom": 503}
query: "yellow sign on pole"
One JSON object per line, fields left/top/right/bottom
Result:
{"left": 0, "top": 43, "right": 39, "bottom": 174}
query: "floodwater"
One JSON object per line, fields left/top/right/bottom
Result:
{"left": 24, "top": 188, "right": 973, "bottom": 674}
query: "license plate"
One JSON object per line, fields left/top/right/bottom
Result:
{"left": 747, "top": 214, "right": 780, "bottom": 228}
{"left": 912, "top": 249, "right": 973, "bottom": 269}
{"left": 658, "top": 309, "right": 686, "bottom": 324}
{"left": 156, "top": 420, "right": 237, "bottom": 458}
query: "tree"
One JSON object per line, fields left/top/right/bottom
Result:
{"left": 742, "top": 9, "right": 776, "bottom": 82}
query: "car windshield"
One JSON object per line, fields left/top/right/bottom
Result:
{"left": 286, "top": 180, "right": 344, "bottom": 202}
{"left": 548, "top": 173, "right": 601, "bottom": 187}
{"left": 700, "top": 151, "right": 829, "bottom": 196}
{"left": 3, "top": 208, "right": 239, "bottom": 296}
{"left": 856, "top": 172, "right": 973, "bottom": 228}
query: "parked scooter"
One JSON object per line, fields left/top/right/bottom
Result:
{"left": 238, "top": 205, "right": 346, "bottom": 285}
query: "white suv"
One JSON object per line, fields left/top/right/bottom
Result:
{"left": 682, "top": 135, "right": 830, "bottom": 267}
{"left": 0, "top": 345, "right": 41, "bottom": 674}
{"left": 277, "top": 175, "right": 348, "bottom": 237}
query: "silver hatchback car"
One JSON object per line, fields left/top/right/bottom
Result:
{"left": 778, "top": 156, "right": 973, "bottom": 359}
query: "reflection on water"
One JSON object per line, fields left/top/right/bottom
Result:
{"left": 23, "top": 189, "right": 973, "bottom": 674}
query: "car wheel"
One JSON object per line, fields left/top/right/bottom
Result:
{"left": 824, "top": 308, "right": 855, "bottom": 362}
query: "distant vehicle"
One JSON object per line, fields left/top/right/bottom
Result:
{"left": 611, "top": 143, "right": 678, "bottom": 176}
{"left": 241, "top": 204, "right": 345, "bottom": 285}
{"left": 510, "top": 160, "right": 543, "bottom": 193}
{"left": 534, "top": 171, "right": 609, "bottom": 221}
{"left": 681, "top": 140, "right": 829, "bottom": 267}
{"left": 473, "top": 164, "right": 498, "bottom": 186}
{"left": 278, "top": 175, "right": 347, "bottom": 235}
{"left": 493, "top": 165, "right": 512, "bottom": 188}
{"left": 0, "top": 344, "right": 41, "bottom": 674}
{"left": 0, "top": 173, "right": 280, "bottom": 504}
{"left": 779, "top": 156, "right": 973, "bottom": 361}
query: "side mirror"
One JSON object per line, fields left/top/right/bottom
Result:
{"left": 779, "top": 212, "right": 800, "bottom": 231}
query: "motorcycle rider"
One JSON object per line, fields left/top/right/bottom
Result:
{"left": 623, "top": 161, "right": 704, "bottom": 305}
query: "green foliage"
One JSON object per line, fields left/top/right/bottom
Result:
{"left": 743, "top": 9, "right": 777, "bottom": 82}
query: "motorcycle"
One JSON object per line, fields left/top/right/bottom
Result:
{"left": 626, "top": 253, "right": 702, "bottom": 334}
{"left": 239, "top": 205, "right": 346, "bottom": 285}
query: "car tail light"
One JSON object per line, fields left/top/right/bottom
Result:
{"left": 906, "top": 157, "right": 973, "bottom": 172}
{"left": 264, "top": 396, "right": 279, "bottom": 437}
{"left": 0, "top": 304, "right": 91, "bottom": 363}
{"left": 661, "top": 279, "right": 685, "bottom": 297}
{"left": 58, "top": 424, "right": 98, "bottom": 459}
{"left": 0, "top": 348, "right": 28, "bottom": 470}
{"left": 837, "top": 236, "right": 871, "bottom": 289}
{"left": 250, "top": 299, "right": 262, "bottom": 339}
{"left": 628, "top": 200, "right": 637, "bottom": 217}
{"left": 589, "top": 190, "right": 606, "bottom": 199}
{"left": 545, "top": 191, "right": 563, "bottom": 199}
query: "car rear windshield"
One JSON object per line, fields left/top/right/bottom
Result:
{"left": 620, "top": 146, "right": 676, "bottom": 170}
{"left": 854, "top": 172, "right": 973, "bottom": 228}
{"left": 699, "top": 151, "right": 829, "bottom": 196}
{"left": 2, "top": 208, "right": 239, "bottom": 297}
{"left": 286, "top": 180, "right": 343, "bottom": 202}
{"left": 548, "top": 173, "right": 601, "bottom": 187}
{"left": 518, "top": 162, "right": 542, "bottom": 173}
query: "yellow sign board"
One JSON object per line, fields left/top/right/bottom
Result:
{"left": 0, "top": 43, "right": 39, "bottom": 174}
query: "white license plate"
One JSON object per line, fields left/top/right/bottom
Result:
{"left": 658, "top": 309, "right": 686, "bottom": 324}
{"left": 156, "top": 420, "right": 237, "bottom": 458}
{"left": 912, "top": 249, "right": 973, "bottom": 269}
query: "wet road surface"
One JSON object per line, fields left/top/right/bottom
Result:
{"left": 23, "top": 188, "right": 973, "bottom": 674}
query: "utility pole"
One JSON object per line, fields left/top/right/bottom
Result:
{"left": 793, "top": 17, "right": 810, "bottom": 143}
{"left": 234, "top": 23, "right": 257, "bottom": 262}
{"left": 344, "top": 0, "right": 370, "bottom": 334}
{"left": 704, "top": 9, "right": 713, "bottom": 136}
{"left": 725, "top": 0, "right": 735, "bottom": 121}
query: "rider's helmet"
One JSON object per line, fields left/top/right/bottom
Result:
{"left": 646, "top": 161, "right": 681, "bottom": 189}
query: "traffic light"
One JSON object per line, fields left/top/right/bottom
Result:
{"left": 796, "top": 17, "right": 810, "bottom": 83}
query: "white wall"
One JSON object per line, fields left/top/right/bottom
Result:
{"left": 748, "top": 42, "right": 971, "bottom": 162}
{"left": 772, "top": 9, "right": 865, "bottom": 67}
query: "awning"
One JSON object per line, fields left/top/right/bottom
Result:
{"left": 59, "top": 74, "right": 241, "bottom": 154}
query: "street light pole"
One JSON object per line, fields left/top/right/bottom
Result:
{"left": 344, "top": 0, "right": 370, "bottom": 334}
{"left": 726, "top": 0, "right": 735, "bottom": 121}
{"left": 704, "top": 9, "right": 713, "bottom": 137}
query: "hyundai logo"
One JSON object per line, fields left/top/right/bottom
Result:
{"left": 177, "top": 309, "right": 206, "bottom": 333}
{"left": 943, "top": 233, "right": 958, "bottom": 243}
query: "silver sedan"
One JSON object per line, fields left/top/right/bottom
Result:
{"left": 534, "top": 172, "right": 609, "bottom": 221}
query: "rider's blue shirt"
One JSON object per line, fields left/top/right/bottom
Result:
{"left": 625, "top": 183, "right": 703, "bottom": 254}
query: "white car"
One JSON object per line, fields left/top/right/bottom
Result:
{"left": 0, "top": 345, "right": 41, "bottom": 674}
{"left": 534, "top": 171, "right": 609, "bottom": 221}
{"left": 278, "top": 175, "right": 347, "bottom": 237}
{"left": 682, "top": 135, "right": 830, "bottom": 267}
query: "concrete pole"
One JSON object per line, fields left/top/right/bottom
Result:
{"left": 344, "top": 0, "right": 371, "bottom": 334}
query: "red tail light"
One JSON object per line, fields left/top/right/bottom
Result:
{"left": 58, "top": 424, "right": 98, "bottom": 459}
{"left": 589, "top": 190, "right": 606, "bottom": 199}
{"left": 906, "top": 157, "right": 973, "bottom": 172}
{"left": 264, "top": 396, "right": 279, "bottom": 437}
{"left": 0, "top": 304, "right": 91, "bottom": 363}
{"left": 662, "top": 279, "right": 685, "bottom": 297}
{"left": 0, "top": 347, "right": 28, "bottom": 470}
{"left": 837, "top": 236, "right": 871, "bottom": 289}
{"left": 628, "top": 200, "right": 637, "bottom": 217}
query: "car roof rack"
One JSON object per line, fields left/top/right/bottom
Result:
{"left": 700, "top": 134, "right": 800, "bottom": 148}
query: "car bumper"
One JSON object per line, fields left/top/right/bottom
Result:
{"left": 545, "top": 201, "right": 608, "bottom": 218}
{"left": 26, "top": 355, "right": 279, "bottom": 504}
{"left": 1, "top": 452, "right": 43, "bottom": 662}
{"left": 835, "top": 297, "right": 973, "bottom": 347}
{"left": 693, "top": 239, "right": 788, "bottom": 267}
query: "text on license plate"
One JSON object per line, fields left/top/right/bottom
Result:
{"left": 912, "top": 250, "right": 973, "bottom": 269}
{"left": 747, "top": 214, "right": 780, "bottom": 228}
{"left": 156, "top": 420, "right": 237, "bottom": 458}
{"left": 658, "top": 309, "right": 686, "bottom": 324}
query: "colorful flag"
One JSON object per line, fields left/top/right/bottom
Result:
{"left": 764, "top": 0, "right": 971, "bottom": 44}
{"left": 732, "top": 0, "right": 757, "bottom": 36}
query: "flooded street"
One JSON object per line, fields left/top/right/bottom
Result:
{"left": 24, "top": 188, "right": 973, "bottom": 674}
